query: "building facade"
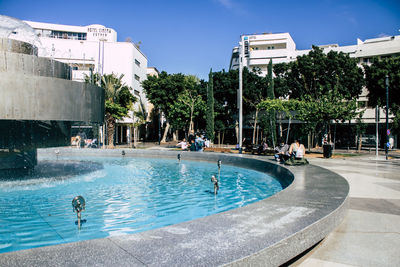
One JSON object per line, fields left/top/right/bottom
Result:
{"left": 230, "top": 33, "right": 400, "bottom": 148}
{"left": 230, "top": 32, "right": 297, "bottom": 76}
{"left": 25, "top": 20, "right": 149, "bottom": 146}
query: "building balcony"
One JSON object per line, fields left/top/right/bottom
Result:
{"left": 249, "top": 49, "right": 289, "bottom": 60}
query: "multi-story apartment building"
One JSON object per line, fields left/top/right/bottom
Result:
{"left": 230, "top": 33, "right": 400, "bottom": 148}
{"left": 25, "top": 20, "right": 149, "bottom": 145}
{"left": 230, "top": 32, "right": 400, "bottom": 77}
{"left": 230, "top": 32, "right": 297, "bottom": 76}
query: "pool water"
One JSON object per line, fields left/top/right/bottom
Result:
{"left": 0, "top": 157, "right": 283, "bottom": 253}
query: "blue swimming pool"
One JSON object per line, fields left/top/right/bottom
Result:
{"left": 0, "top": 157, "right": 283, "bottom": 253}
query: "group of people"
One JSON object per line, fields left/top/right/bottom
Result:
{"left": 274, "top": 139, "right": 305, "bottom": 163}
{"left": 176, "top": 135, "right": 307, "bottom": 164}
{"left": 176, "top": 133, "right": 210, "bottom": 152}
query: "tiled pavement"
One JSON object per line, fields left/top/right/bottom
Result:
{"left": 292, "top": 157, "right": 400, "bottom": 267}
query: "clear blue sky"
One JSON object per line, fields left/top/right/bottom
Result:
{"left": 1, "top": 0, "right": 399, "bottom": 80}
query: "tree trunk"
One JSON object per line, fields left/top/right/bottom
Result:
{"left": 270, "top": 119, "right": 275, "bottom": 149}
{"left": 256, "top": 126, "right": 259, "bottom": 145}
{"left": 328, "top": 123, "right": 332, "bottom": 143}
{"left": 105, "top": 113, "right": 116, "bottom": 149}
{"left": 312, "top": 131, "right": 315, "bottom": 148}
{"left": 252, "top": 109, "right": 258, "bottom": 144}
{"left": 133, "top": 127, "right": 137, "bottom": 148}
{"left": 286, "top": 117, "right": 291, "bottom": 144}
{"left": 333, "top": 123, "right": 337, "bottom": 151}
{"left": 222, "top": 131, "right": 225, "bottom": 146}
{"left": 234, "top": 121, "right": 238, "bottom": 144}
{"left": 161, "top": 122, "right": 170, "bottom": 143}
{"left": 358, "top": 133, "right": 362, "bottom": 152}
{"left": 189, "top": 104, "right": 194, "bottom": 134}
{"left": 218, "top": 131, "right": 221, "bottom": 146}
{"left": 189, "top": 120, "right": 194, "bottom": 135}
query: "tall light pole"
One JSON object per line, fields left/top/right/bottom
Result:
{"left": 238, "top": 35, "right": 249, "bottom": 154}
{"left": 385, "top": 74, "right": 389, "bottom": 160}
{"left": 98, "top": 39, "right": 106, "bottom": 149}
{"left": 238, "top": 36, "right": 244, "bottom": 153}
{"left": 375, "top": 105, "right": 379, "bottom": 158}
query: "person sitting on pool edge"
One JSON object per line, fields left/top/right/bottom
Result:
{"left": 288, "top": 139, "right": 305, "bottom": 159}
{"left": 274, "top": 139, "right": 289, "bottom": 162}
{"left": 176, "top": 138, "right": 188, "bottom": 151}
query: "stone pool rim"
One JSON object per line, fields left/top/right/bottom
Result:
{"left": 0, "top": 148, "right": 349, "bottom": 267}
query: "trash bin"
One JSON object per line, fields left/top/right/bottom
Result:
{"left": 323, "top": 144, "right": 333, "bottom": 158}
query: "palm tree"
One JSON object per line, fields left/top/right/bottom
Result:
{"left": 85, "top": 73, "right": 136, "bottom": 148}
{"left": 132, "top": 96, "right": 148, "bottom": 147}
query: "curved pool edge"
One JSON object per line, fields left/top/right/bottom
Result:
{"left": 0, "top": 148, "right": 349, "bottom": 267}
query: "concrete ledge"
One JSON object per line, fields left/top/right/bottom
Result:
{"left": 203, "top": 147, "right": 232, "bottom": 153}
{"left": 0, "top": 148, "right": 349, "bottom": 266}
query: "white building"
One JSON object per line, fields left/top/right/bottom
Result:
{"left": 25, "top": 20, "right": 149, "bottom": 145}
{"left": 230, "top": 32, "right": 400, "bottom": 77}
{"left": 230, "top": 32, "right": 297, "bottom": 76}
{"left": 230, "top": 33, "right": 400, "bottom": 147}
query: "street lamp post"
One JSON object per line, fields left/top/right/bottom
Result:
{"left": 238, "top": 36, "right": 244, "bottom": 154}
{"left": 385, "top": 75, "right": 389, "bottom": 160}
{"left": 375, "top": 105, "right": 379, "bottom": 158}
{"left": 158, "top": 109, "right": 161, "bottom": 145}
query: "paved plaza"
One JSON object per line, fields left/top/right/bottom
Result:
{"left": 292, "top": 155, "right": 400, "bottom": 267}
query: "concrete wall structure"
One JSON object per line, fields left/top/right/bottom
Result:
{"left": 0, "top": 33, "right": 104, "bottom": 169}
{"left": 0, "top": 41, "right": 104, "bottom": 122}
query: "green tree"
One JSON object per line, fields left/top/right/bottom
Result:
{"left": 273, "top": 46, "right": 364, "bottom": 100}
{"left": 212, "top": 68, "right": 270, "bottom": 145}
{"left": 266, "top": 59, "right": 276, "bottom": 147}
{"left": 142, "top": 72, "right": 185, "bottom": 142}
{"left": 85, "top": 73, "right": 136, "bottom": 148}
{"left": 355, "top": 114, "right": 367, "bottom": 152}
{"left": 242, "top": 67, "right": 269, "bottom": 144}
{"left": 132, "top": 96, "right": 148, "bottom": 147}
{"left": 267, "top": 59, "right": 275, "bottom": 99}
{"left": 259, "top": 86, "right": 360, "bottom": 148}
{"left": 213, "top": 69, "right": 238, "bottom": 144}
{"left": 206, "top": 69, "right": 215, "bottom": 142}
{"left": 365, "top": 56, "right": 400, "bottom": 134}
{"left": 272, "top": 46, "right": 364, "bottom": 145}
{"left": 143, "top": 72, "right": 206, "bottom": 141}
{"left": 169, "top": 75, "right": 206, "bottom": 135}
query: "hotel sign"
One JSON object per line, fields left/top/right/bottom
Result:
{"left": 86, "top": 25, "right": 116, "bottom": 42}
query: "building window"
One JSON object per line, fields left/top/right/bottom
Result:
{"left": 363, "top": 58, "right": 371, "bottom": 64}
{"left": 134, "top": 90, "right": 140, "bottom": 96}
{"left": 134, "top": 74, "right": 140, "bottom": 81}
{"left": 46, "top": 30, "right": 87, "bottom": 40}
{"left": 357, "top": 101, "right": 367, "bottom": 109}
{"left": 135, "top": 59, "right": 140, "bottom": 67}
